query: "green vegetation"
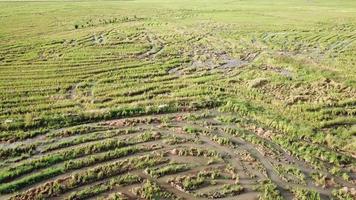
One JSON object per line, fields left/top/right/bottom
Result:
{"left": 133, "top": 180, "right": 175, "bottom": 200}
{"left": 145, "top": 163, "right": 190, "bottom": 178}
{"left": 66, "top": 174, "right": 142, "bottom": 200}
{"left": 275, "top": 165, "right": 306, "bottom": 185}
{"left": 332, "top": 188, "right": 355, "bottom": 200}
{"left": 169, "top": 169, "right": 226, "bottom": 191}
{"left": 256, "top": 180, "right": 284, "bottom": 200}
{"left": 0, "top": 0, "right": 355, "bottom": 199}
{"left": 198, "top": 184, "right": 244, "bottom": 198}
{"left": 292, "top": 188, "right": 321, "bottom": 200}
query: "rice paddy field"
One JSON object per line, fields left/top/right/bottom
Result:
{"left": 0, "top": 0, "right": 356, "bottom": 199}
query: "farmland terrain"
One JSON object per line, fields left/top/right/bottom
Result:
{"left": 0, "top": 0, "right": 356, "bottom": 199}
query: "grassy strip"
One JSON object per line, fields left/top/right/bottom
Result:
{"left": 145, "top": 163, "right": 190, "bottom": 178}
{"left": 0, "top": 146, "right": 144, "bottom": 194}
{"left": 11, "top": 155, "right": 168, "bottom": 199}
{"left": 66, "top": 174, "right": 142, "bottom": 200}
